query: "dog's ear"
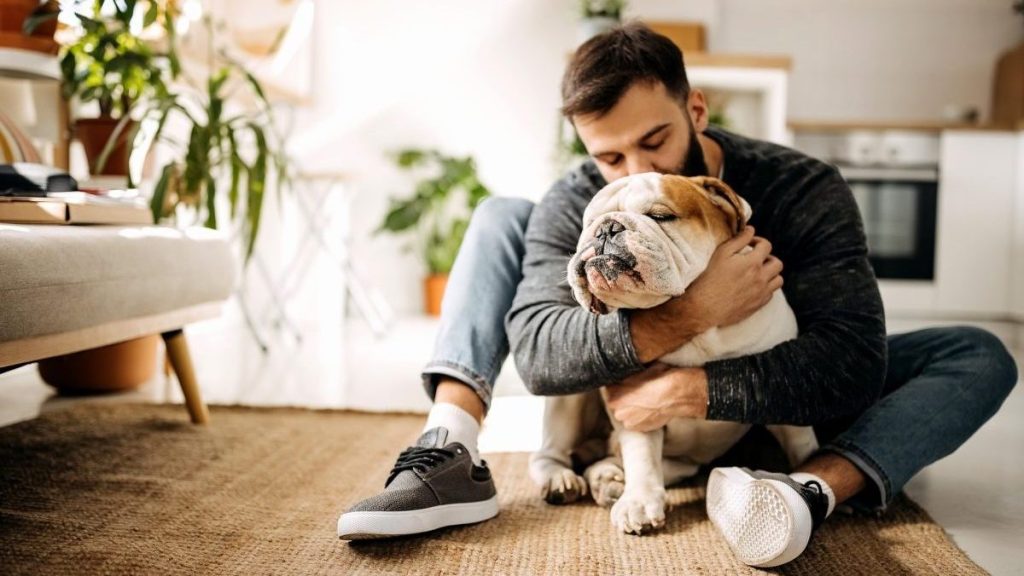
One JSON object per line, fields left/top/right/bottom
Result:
{"left": 691, "top": 176, "right": 751, "bottom": 234}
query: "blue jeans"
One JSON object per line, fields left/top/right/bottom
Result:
{"left": 421, "top": 197, "right": 1019, "bottom": 509}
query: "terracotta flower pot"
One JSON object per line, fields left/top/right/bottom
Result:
{"left": 0, "top": 0, "right": 58, "bottom": 54}
{"left": 75, "top": 116, "right": 137, "bottom": 176}
{"left": 38, "top": 335, "right": 159, "bottom": 394}
{"left": 424, "top": 274, "right": 449, "bottom": 317}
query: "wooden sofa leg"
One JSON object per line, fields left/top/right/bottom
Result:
{"left": 161, "top": 329, "right": 210, "bottom": 424}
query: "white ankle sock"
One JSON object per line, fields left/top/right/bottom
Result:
{"left": 790, "top": 472, "right": 836, "bottom": 517}
{"left": 424, "top": 403, "right": 482, "bottom": 465}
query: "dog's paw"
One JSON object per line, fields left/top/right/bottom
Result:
{"left": 610, "top": 486, "right": 666, "bottom": 535}
{"left": 540, "top": 468, "right": 588, "bottom": 505}
{"left": 585, "top": 459, "right": 625, "bottom": 507}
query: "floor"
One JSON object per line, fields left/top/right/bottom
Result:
{"left": 1, "top": 312, "right": 1022, "bottom": 575}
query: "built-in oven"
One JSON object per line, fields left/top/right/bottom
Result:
{"left": 839, "top": 165, "right": 938, "bottom": 280}
{"left": 793, "top": 131, "right": 941, "bottom": 281}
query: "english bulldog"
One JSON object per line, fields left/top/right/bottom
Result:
{"left": 529, "top": 173, "right": 818, "bottom": 535}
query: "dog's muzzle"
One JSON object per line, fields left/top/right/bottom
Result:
{"left": 575, "top": 217, "right": 642, "bottom": 314}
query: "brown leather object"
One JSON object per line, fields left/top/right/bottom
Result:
{"left": 991, "top": 42, "right": 1024, "bottom": 128}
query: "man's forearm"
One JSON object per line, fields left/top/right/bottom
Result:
{"left": 629, "top": 294, "right": 712, "bottom": 363}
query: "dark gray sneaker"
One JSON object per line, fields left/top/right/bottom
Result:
{"left": 337, "top": 427, "right": 498, "bottom": 540}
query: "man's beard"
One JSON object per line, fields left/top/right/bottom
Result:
{"left": 676, "top": 120, "right": 709, "bottom": 177}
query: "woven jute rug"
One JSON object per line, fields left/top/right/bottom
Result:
{"left": 0, "top": 404, "right": 985, "bottom": 575}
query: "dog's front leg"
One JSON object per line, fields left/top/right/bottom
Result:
{"left": 530, "top": 393, "right": 592, "bottom": 504}
{"left": 611, "top": 428, "right": 668, "bottom": 534}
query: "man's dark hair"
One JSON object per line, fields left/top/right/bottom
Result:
{"left": 561, "top": 22, "right": 691, "bottom": 120}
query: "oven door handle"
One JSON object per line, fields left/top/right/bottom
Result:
{"left": 838, "top": 166, "right": 939, "bottom": 182}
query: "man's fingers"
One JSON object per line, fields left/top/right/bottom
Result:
{"left": 762, "top": 255, "right": 783, "bottom": 278}
{"left": 767, "top": 274, "right": 784, "bottom": 292}
{"left": 724, "top": 226, "right": 755, "bottom": 253}
{"left": 748, "top": 236, "right": 773, "bottom": 260}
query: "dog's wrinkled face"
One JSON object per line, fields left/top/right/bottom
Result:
{"left": 568, "top": 173, "right": 752, "bottom": 314}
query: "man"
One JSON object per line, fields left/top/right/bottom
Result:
{"left": 338, "top": 23, "right": 1018, "bottom": 567}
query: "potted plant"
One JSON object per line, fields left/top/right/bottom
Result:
{"left": 4, "top": 0, "right": 58, "bottom": 53}
{"left": 377, "top": 150, "right": 491, "bottom": 316}
{"left": 35, "top": 7, "right": 288, "bottom": 392}
{"left": 26, "top": 0, "right": 178, "bottom": 176}
{"left": 142, "top": 23, "right": 288, "bottom": 261}
{"left": 578, "top": 0, "right": 626, "bottom": 45}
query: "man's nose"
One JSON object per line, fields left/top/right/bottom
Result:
{"left": 626, "top": 156, "right": 655, "bottom": 176}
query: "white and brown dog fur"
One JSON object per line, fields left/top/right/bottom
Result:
{"left": 529, "top": 173, "right": 818, "bottom": 534}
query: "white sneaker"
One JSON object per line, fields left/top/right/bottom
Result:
{"left": 706, "top": 467, "right": 829, "bottom": 568}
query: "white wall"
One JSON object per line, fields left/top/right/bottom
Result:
{"left": 289, "top": 0, "right": 1022, "bottom": 315}
{"left": 290, "top": 0, "right": 579, "bottom": 314}
{"left": 709, "top": 0, "right": 1022, "bottom": 122}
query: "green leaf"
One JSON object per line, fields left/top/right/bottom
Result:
{"left": 243, "top": 123, "right": 269, "bottom": 261}
{"left": 22, "top": 9, "right": 58, "bottom": 36}
{"left": 204, "top": 176, "right": 217, "bottom": 229}
{"left": 395, "top": 149, "right": 426, "bottom": 168}
{"left": 378, "top": 198, "right": 427, "bottom": 234}
{"left": 468, "top": 182, "right": 491, "bottom": 208}
{"left": 143, "top": 1, "right": 158, "bottom": 28}
{"left": 59, "top": 51, "right": 78, "bottom": 99}
{"left": 182, "top": 124, "right": 206, "bottom": 203}
{"left": 150, "top": 163, "right": 174, "bottom": 222}
{"left": 226, "top": 131, "right": 243, "bottom": 219}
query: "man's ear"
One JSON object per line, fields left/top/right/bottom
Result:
{"left": 687, "top": 89, "right": 710, "bottom": 133}
{"left": 690, "top": 176, "right": 752, "bottom": 233}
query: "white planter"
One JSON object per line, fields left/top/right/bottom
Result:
{"left": 577, "top": 17, "right": 619, "bottom": 46}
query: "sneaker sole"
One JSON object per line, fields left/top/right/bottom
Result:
{"left": 706, "top": 467, "right": 812, "bottom": 568}
{"left": 338, "top": 496, "right": 500, "bottom": 540}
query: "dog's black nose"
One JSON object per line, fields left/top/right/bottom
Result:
{"left": 596, "top": 219, "right": 625, "bottom": 240}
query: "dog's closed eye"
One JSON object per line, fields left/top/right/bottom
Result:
{"left": 646, "top": 212, "right": 677, "bottom": 223}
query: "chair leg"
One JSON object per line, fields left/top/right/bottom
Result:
{"left": 161, "top": 329, "right": 210, "bottom": 424}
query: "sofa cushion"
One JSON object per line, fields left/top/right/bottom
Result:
{"left": 0, "top": 224, "right": 235, "bottom": 342}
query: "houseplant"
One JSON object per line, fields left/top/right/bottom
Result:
{"left": 578, "top": 0, "right": 626, "bottom": 45}
{"left": 28, "top": 0, "right": 179, "bottom": 176}
{"left": 34, "top": 7, "right": 288, "bottom": 391}
{"left": 377, "top": 149, "right": 491, "bottom": 316}
{"left": 143, "top": 19, "right": 289, "bottom": 261}
{"left": 5, "top": 0, "right": 58, "bottom": 53}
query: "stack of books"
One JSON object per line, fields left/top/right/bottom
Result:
{"left": 0, "top": 191, "right": 153, "bottom": 225}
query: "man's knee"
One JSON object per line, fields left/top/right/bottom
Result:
{"left": 471, "top": 196, "right": 534, "bottom": 235}
{"left": 947, "top": 326, "right": 1018, "bottom": 401}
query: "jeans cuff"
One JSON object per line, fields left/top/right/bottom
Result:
{"left": 421, "top": 361, "right": 494, "bottom": 414}
{"left": 818, "top": 441, "right": 893, "bottom": 513}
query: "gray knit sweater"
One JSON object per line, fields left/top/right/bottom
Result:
{"left": 505, "top": 126, "right": 888, "bottom": 426}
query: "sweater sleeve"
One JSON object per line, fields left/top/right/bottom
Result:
{"left": 704, "top": 166, "right": 888, "bottom": 426}
{"left": 505, "top": 175, "right": 646, "bottom": 396}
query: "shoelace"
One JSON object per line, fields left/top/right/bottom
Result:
{"left": 385, "top": 446, "right": 455, "bottom": 486}
{"left": 800, "top": 480, "right": 829, "bottom": 529}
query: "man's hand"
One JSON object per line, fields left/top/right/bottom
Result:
{"left": 686, "top": 226, "right": 784, "bottom": 328}
{"left": 630, "top": 226, "right": 784, "bottom": 362}
{"left": 605, "top": 362, "right": 709, "bottom": 432}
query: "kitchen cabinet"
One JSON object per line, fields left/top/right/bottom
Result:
{"left": 933, "top": 131, "right": 1017, "bottom": 316}
{"left": 687, "top": 54, "right": 790, "bottom": 145}
{"left": 878, "top": 130, "right": 1023, "bottom": 346}
{"left": 792, "top": 122, "right": 1024, "bottom": 348}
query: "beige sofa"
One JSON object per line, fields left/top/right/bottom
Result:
{"left": 0, "top": 223, "right": 235, "bottom": 424}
